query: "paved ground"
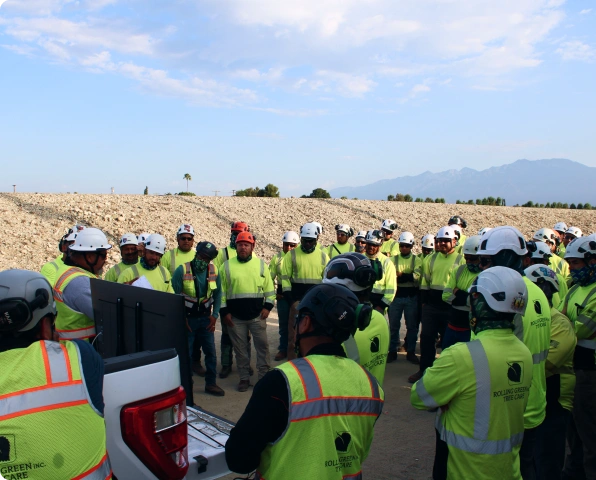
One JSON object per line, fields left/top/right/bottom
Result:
{"left": 192, "top": 308, "right": 436, "bottom": 480}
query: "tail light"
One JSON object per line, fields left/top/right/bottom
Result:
{"left": 121, "top": 386, "right": 189, "bottom": 480}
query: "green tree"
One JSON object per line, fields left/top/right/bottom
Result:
{"left": 570, "top": 203, "right": 576, "bottom": 209}
{"left": 387, "top": 194, "right": 395, "bottom": 201}
{"left": 577, "top": 203, "right": 584, "bottom": 210}
{"left": 425, "top": 197, "right": 434, "bottom": 203}
{"left": 236, "top": 187, "right": 260, "bottom": 197}
{"left": 467, "top": 199, "right": 474, "bottom": 205}
{"left": 258, "top": 183, "right": 280, "bottom": 197}
{"left": 143, "top": 186, "right": 149, "bottom": 195}
{"left": 183, "top": 173, "right": 192, "bottom": 192}
{"left": 404, "top": 194, "right": 413, "bottom": 202}
{"left": 395, "top": 193, "right": 405, "bottom": 201}
{"left": 303, "top": 188, "right": 331, "bottom": 199}
{"left": 495, "top": 197, "right": 502, "bottom": 206}
{"left": 415, "top": 197, "right": 423, "bottom": 202}
{"left": 584, "top": 202, "right": 592, "bottom": 210}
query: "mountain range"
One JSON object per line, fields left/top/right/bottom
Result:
{"left": 330, "top": 159, "right": 595, "bottom": 205}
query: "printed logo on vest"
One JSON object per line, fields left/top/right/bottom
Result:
{"left": 370, "top": 335, "right": 380, "bottom": 353}
{"left": 507, "top": 361, "right": 523, "bottom": 385}
{"left": 0, "top": 435, "right": 15, "bottom": 463}
{"left": 334, "top": 431, "right": 352, "bottom": 453}
{"left": 533, "top": 301, "right": 542, "bottom": 314}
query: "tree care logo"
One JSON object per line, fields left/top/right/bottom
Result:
{"left": 369, "top": 335, "right": 380, "bottom": 353}
{"left": 335, "top": 431, "right": 352, "bottom": 453}
{"left": 0, "top": 435, "right": 15, "bottom": 463}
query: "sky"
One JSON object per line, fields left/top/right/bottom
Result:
{"left": 0, "top": 0, "right": 594, "bottom": 197}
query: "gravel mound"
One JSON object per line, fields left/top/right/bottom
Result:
{"left": 1, "top": 193, "right": 594, "bottom": 272}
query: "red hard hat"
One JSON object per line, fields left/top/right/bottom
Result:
{"left": 231, "top": 221, "right": 250, "bottom": 233}
{"left": 236, "top": 232, "right": 255, "bottom": 245}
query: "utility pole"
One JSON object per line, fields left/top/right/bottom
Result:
{"left": 212, "top": 190, "right": 220, "bottom": 196}
{"left": 111, "top": 187, "right": 114, "bottom": 194}
{"left": 12, "top": 185, "right": 16, "bottom": 193}
{"left": 231, "top": 190, "right": 236, "bottom": 196}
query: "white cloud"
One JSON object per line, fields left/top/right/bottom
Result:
{"left": 580, "top": 9, "right": 592, "bottom": 15}
{"left": 556, "top": 40, "right": 595, "bottom": 61}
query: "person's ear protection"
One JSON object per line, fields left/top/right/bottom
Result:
{"left": 0, "top": 289, "right": 50, "bottom": 333}
{"left": 325, "top": 261, "right": 380, "bottom": 288}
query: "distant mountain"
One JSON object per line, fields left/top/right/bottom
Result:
{"left": 330, "top": 159, "right": 596, "bottom": 205}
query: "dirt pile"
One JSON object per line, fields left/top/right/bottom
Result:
{"left": 1, "top": 193, "right": 594, "bottom": 272}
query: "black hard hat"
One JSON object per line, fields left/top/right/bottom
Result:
{"left": 195, "top": 241, "right": 218, "bottom": 260}
{"left": 448, "top": 216, "right": 468, "bottom": 228}
{"left": 297, "top": 284, "right": 372, "bottom": 343}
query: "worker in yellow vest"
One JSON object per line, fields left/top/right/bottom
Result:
{"left": 214, "top": 221, "right": 251, "bottom": 378}
{"left": 269, "top": 231, "right": 299, "bottom": 361}
{"left": 104, "top": 232, "right": 139, "bottom": 282}
{"left": 524, "top": 264, "right": 576, "bottom": 480}
{"left": 363, "top": 230, "right": 397, "bottom": 312}
{"left": 533, "top": 228, "right": 570, "bottom": 280}
{"left": 354, "top": 230, "right": 367, "bottom": 253}
{"left": 441, "top": 235, "right": 482, "bottom": 350}
{"left": 552, "top": 222, "right": 568, "bottom": 257}
{"left": 448, "top": 215, "right": 468, "bottom": 253}
{"left": 326, "top": 224, "right": 356, "bottom": 258}
{"left": 411, "top": 267, "right": 532, "bottom": 480}
{"left": 117, "top": 234, "right": 174, "bottom": 293}
{"left": 53, "top": 228, "right": 112, "bottom": 341}
{"left": 161, "top": 224, "right": 196, "bottom": 276}
{"left": 477, "top": 226, "right": 551, "bottom": 479}
{"left": 526, "top": 241, "right": 568, "bottom": 309}
{"left": 40, "top": 224, "right": 85, "bottom": 287}
{"left": 172, "top": 241, "right": 225, "bottom": 397}
{"left": 0, "top": 269, "right": 112, "bottom": 479}
{"left": 225, "top": 283, "right": 384, "bottom": 479}
{"left": 322, "top": 253, "right": 388, "bottom": 385}
{"left": 561, "top": 237, "right": 596, "bottom": 480}
{"left": 379, "top": 219, "right": 400, "bottom": 257}
{"left": 137, "top": 232, "right": 151, "bottom": 258}
{"left": 281, "top": 222, "right": 329, "bottom": 360}
{"left": 409, "top": 226, "right": 464, "bottom": 383}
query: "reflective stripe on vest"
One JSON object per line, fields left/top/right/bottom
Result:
{"left": 183, "top": 262, "right": 194, "bottom": 281}
{"left": 53, "top": 266, "right": 90, "bottom": 303}
{"left": 224, "top": 258, "right": 271, "bottom": 300}
{"left": 287, "top": 358, "right": 383, "bottom": 422}
{"left": 50, "top": 261, "right": 60, "bottom": 271}
{"left": 344, "top": 336, "right": 360, "bottom": 363}
{"left": 435, "top": 340, "right": 523, "bottom": 454}
{"left": 113, "top": 263, "right": 122, "bottom": 279}
{"left": 56, "top": 325, "right": 97, "bottom": 340}
{"left": 577, "top": 339, "right": 596, "bottom": 349}
{"left": 532, "top": 349, "right": 549, "bottom": 364}
{"left": 73, "top": 453, "right": 111, "bottom": 480}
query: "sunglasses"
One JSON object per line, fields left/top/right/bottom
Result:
{"left": 479, "top": 257, "right": 493, "bottom": 267}
{"left": 436, "top": 238, "right": 451, "bottom": 243}
{"left": 179, "top": 236, "right": 194, "bottom": 242}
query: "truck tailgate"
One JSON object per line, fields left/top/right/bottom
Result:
{"left": 185, "top": 407, "right": 234, "bottom": 480}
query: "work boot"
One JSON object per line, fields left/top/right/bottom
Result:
{"left": 205, "top": 384, "right": 225, "bottom": 397}
{"left": 237, "top": 380, "right": 250, "bottom": 392}
{"left": 406, "top": 352, "right": 420, "bottom": 365}
{"left": 274, "top": 351, "right": 287, "bottom": 361}
{"left": 408, "top": 369, "right": 423, "bottom": 384}
{"left": 387, "top": 351, "right": 398, "bottom": 363}
{"left": 219, "top": 365, "right": 232, "bottom": 379}
{"left": 192, "top": 361, "right": 206, "bottom": 377}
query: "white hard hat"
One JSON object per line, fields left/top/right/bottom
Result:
{"left": 381, "top": 219, "right": 398, "bottom": 232}
{"left": 436, "top": 226, "right": 456, "bottom": 240}
{"left": 478, "top": 226, "right": 527, "bottom": 256}
{"left": 398, "top": 232, "right": 415, "bottom": 246}
{"left": 300, "top": 223, "right": 319, "bottom": 239}
{"left": 119, "top": 233, "right": 139, "bottom": 247}
{"left": 322, "top": 253, "right": 380, "bottom": 292}
{"left": 564, "top": 237, "right": 596, "bottom": 260}
{"left": 335, "top": 224, "right": 354, "bottom": 237}
{"left": 65, "top": 224, "right": 86, "bottom": 242}
{"left": 530, "top": 241, "right": 552, "bottom": 260}
{"left": 145, "top": 234, "right": 167, "bottom": 255}
{"left": 533, "top": 228, "right": 558, "bottom": 245}
{"left": 421, "top": 234, "right": 435, "bottom": 249}
{"left": 463, "top": 235, "right": 481, "bottom": 256}
{"left": 478, "top": 227, "right": 492, "bottom": 236}
{"left": 365, "top": 230, "right": 385, "bottom": 246}
{"left": 524, "top": 264, "right": 560, "bottom": 293}
{"left": 177, "top": 224, "right": 195, "bottom": 236}
{"left": 553, "top": 222, "right": 568, "bottom": 233}
{"left": 282, "top": 231, "right": 300, "bottom": 244}
{"left": 69, "top": 228, "right": 112, "bottom": 252}
{"left": 138, "top": 233, "right": 151, "bottom": 244}
{"left": 0, "top": 270, "right": 56, "bottom": 333}
{"left": 565, "top": 227, "right": 583, "bottom": 239}
{"left": 355, "top": 230, "right": 367, "bottom": 240}
{"left": 469, "top": 266, "right": 528, "bottom": 315}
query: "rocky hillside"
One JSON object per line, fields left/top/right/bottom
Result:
{"left": 1, "top": 193, "right": 594, "bottom": 273}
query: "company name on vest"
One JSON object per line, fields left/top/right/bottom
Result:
{"left": 363, "top": 353, "right": 387, "bottom": 370}
{"left": 325, "top": 455, "right": 359, "bottom": 472}
{"left": 1, "top": 461, "right": 46, "bottom": 479}
{"left": 493, "top": 386, "right": 530, "bottom": 402}
{"left": 530, "top": 318, "right": 548, "bottom": 328}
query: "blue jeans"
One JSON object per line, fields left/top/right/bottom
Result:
{"left": 388, "top": 295, "right": 418, "bottom": 352}
{"left": 441, "top": 324, "right": 471, "bottom": 351}
{"left": 188, "top": 316, "right": 217, "bottom": 386}
{"left": 277, "top": 297, "right": 289, "bottom": 352}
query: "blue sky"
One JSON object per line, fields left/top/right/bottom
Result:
{"left": 0, "top": 0, "right": 594, "bottom": 197}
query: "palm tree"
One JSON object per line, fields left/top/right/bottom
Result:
{"left": 183, "top": 173, "right": 192, "bottom": 192}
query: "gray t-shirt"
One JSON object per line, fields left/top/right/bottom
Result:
{"left": 62, "top": 276, "right": 94, "bottom": 319}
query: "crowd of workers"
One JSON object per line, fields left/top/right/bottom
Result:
{"left": 0, "top": 212, "right": 594, "bottom": 480}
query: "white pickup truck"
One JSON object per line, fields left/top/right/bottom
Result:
{"left": 103, "top": 349, "right": 234, "bottom": 480}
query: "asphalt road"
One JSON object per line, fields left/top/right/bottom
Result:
{"left": 192, "top": 308, "right": 436, "bottom": 480}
